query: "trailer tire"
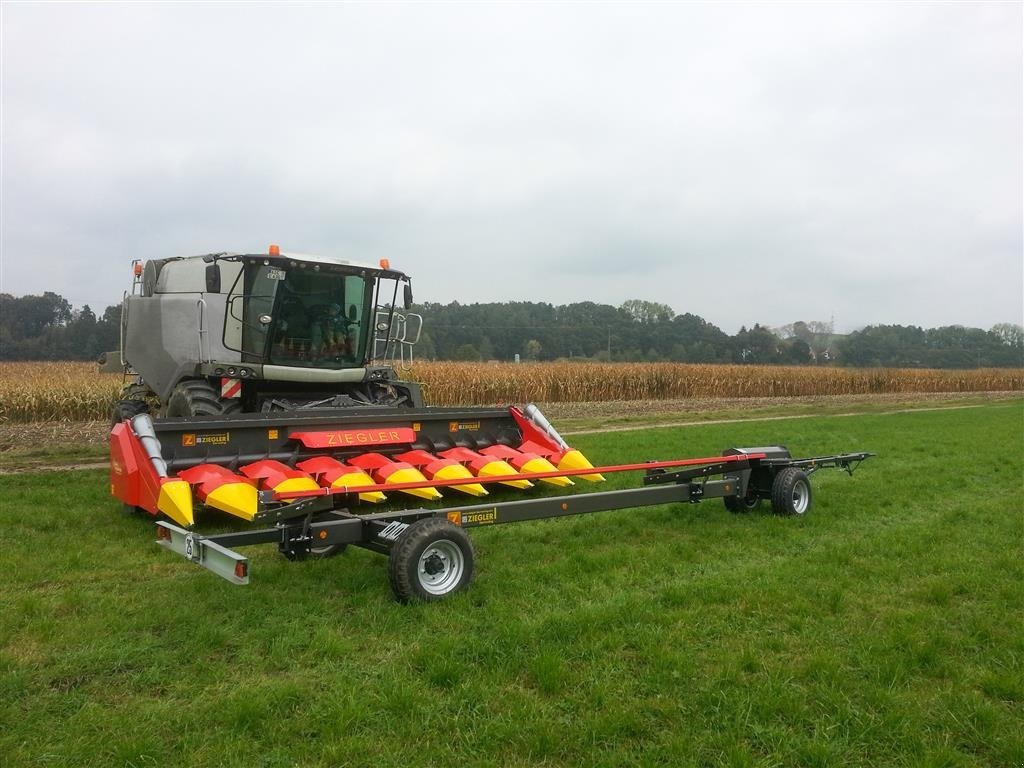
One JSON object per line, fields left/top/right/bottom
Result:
{"left": 165, "top": 379, "right": 241, "bottom": 418}
{"left": 771, "top": 467, "right": 812, "bottom": 516}
{"left": 388, "top": 518, "right": 474, "bottom": 603}
{"left": 309, "top": 544, "right": 347, "bottom": 559}
{"left": 724, "top": 492, "right": 761, "bottom": 513}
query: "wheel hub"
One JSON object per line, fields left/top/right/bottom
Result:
{"left": 422, "top": 551, "right": 446, "bottom": 576}
{"left": 415, "top": 539, "right": 464, "bottom": 595}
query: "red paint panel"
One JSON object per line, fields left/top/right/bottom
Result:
{"left": 178, "top": 464, "right": 256, "bottom": 496}
{"left": 109, "top": 422, "right": 140, "bottom": 506}
{"left": 238, "top": 459, "right": 312, "bottom": 489}
{"left": 510, "top": 406, "right": 563, "bottom": 453}
{"left": 290, "top": 427, "right": 416, "bottom": 449}
{"left": 109, "top": 421, "right": 161, "bottom": 515}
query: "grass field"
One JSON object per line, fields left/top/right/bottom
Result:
{"left": 1, "top": 403, "right": 1022, "bottom": 766}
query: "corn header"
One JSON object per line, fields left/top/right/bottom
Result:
{"left": 107, "top": 246, "right": 872, "bottom": 602}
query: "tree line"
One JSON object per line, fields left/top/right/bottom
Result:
{"left": 1, "top": 292, "right": 1021, "bottom": 368}
{"left": 413, "top": 300, "right": 1022, "bottom": 368}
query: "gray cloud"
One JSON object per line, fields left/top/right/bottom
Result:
{"left": 2, "top": 2, "right": 1021, "bottom": 333}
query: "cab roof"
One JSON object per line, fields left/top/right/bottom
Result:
{"left": 190, "top": 251, "right": 408, "bottom": 280}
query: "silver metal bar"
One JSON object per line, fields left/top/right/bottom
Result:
{"left": 155, "top": 522, "right": 249, "bottom": 585}
{"left": 196, "top": 297, "right": 209, "bottom": 363}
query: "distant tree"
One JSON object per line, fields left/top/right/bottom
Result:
{"left": 2, "top": 289, "right": 1016, "bottom": 369}
{"left": 735, "top": 324, "right": 780, "bottom": 363}
{"left": 414, "top": 331, "right": 437, "bottom": 360}
{"left": 620, "top": 299, "right": 674, "bottom": 324}
{"left": 990, "top": 323, "right": 1024, "bottom": 349}
{"left": 0, "top": 292, "right": 73, "bottom": 338}
{"left": 452, "top": 343, "right": 482, "bottom": 361}
{"left": 781, "top": 338, "right": 813, "bottom": 365}
{"left": 479, "top": 335, "right": 495, "bottom": 361}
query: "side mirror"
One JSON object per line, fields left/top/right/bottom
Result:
{"left": 403, "top": 284, "right": 413, "bottom": 310}
{"left": 205, "top": 264, "right": 221, "bottom": 293}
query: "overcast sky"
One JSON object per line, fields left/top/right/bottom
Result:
{"left": 2, "top": 1, "right": 1021, "bottom": 333}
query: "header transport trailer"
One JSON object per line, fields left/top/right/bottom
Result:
{"left": 107, "top": 246, "right": 873, "bottom": 602}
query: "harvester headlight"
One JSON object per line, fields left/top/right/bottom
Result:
{"left": 239, "top": 369, "right": 249, "bottom": 377}
{"left": 228, "top": 367, "right": 237, "bottom": 376}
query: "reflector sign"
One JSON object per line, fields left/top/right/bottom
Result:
{"left": 221, "top": 378, "right": 242, "bottom": 398}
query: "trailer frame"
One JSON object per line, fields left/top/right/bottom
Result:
{"left": 155, "top": 447, "right": 872, "bottom": 601}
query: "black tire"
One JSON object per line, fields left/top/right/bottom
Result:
{"left": 771, "top": 467, "right": 812, "bottom": 516}
{"left": 309, "top": 543, "right": 347, "bottom": 559}
{"left": 165, "top": 379, "right": 241, "bottom": 418}
{"left": 110, "top": 398, "right": 149, "bottom": 426}
{"left": 388, "top": 518, "right": 474, "bottom": 603}
{"left": 724, "top": 492, "right": 762, "bottom": 513}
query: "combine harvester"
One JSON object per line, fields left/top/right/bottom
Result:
{"left": 107, "top": 246, "right": 872, "bottom": 602}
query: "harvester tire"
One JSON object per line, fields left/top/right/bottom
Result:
{"left": 165, "top": 379, "right": 241, "bottom": 418}
{"left": 724, "top": 492, "right": 761, "bottom": 513}
{"left": 771, "top": 467, "right": 812, "bottom": 516}
{"left": 388, "top": 518, "right": 474, "bottom": 603}
{"left": 110, "top": 398, "right": 149, "bottom": 426}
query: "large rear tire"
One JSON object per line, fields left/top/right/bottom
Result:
{"left": 165, "top": 379, "right": 241, "bottom": 418}
{"left": 110, "top": 398, "right": 149, "bottom": 426}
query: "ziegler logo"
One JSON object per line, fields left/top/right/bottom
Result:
{"left": 182, "top": 432, "right": 230, "bottom": 447}
{"left": 449, "top": 421, "right": 481, "bottom": 432}
{"left": 377, "top": 521, "right": 410, "bottom": 542}
{"left": 291, "top": 427, "right": 415, "bottom": 449}
{"left": 461, "top": 508, "right": 498, "bottom": 525}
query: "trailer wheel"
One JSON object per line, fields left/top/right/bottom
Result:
{"left": 724, "top": 492, "right": 761, "bottom": 513}
{"left": 388, "top": 518, "right": 474, "bottom": 603}
{"left": 771, "top": 467, "right": 812, "bottom": 516}
{"left": 309, "top": 543, "right": 347, "bottom": 559}
{"left": 165, "top": 379, "right": 241, "bottom": 418}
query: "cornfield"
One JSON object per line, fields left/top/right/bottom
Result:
{"left": 0, "top": 361, "right": 1020, "bottom": 423}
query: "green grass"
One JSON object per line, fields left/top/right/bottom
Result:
{"left": 548, "top": 392, "right": 1022, "bottom": 433}
{"left": 1, "top": 403, "right": 1022, "bottom": 767}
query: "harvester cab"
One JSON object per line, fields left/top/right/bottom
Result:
{"left": 108, "top": 245, "right": 424, "bottom": 419}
